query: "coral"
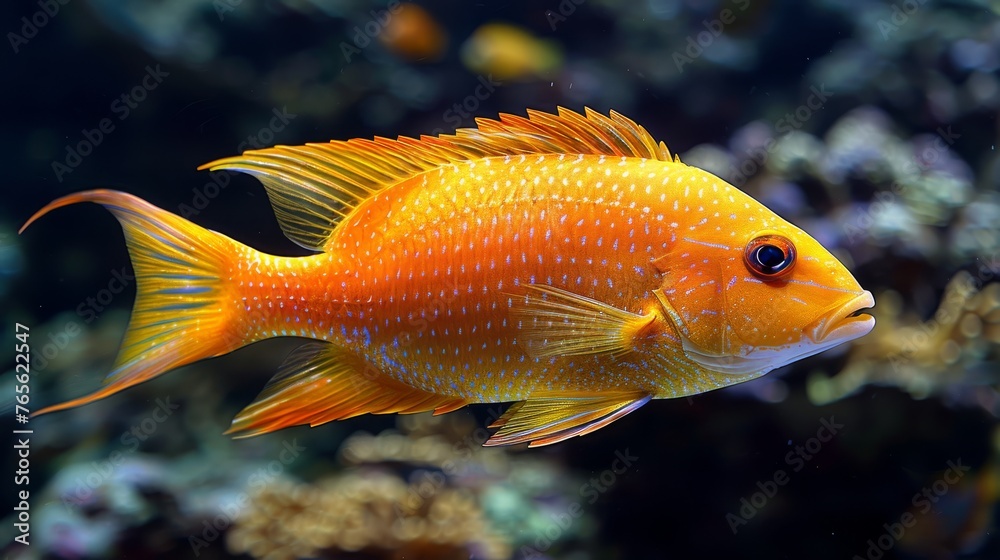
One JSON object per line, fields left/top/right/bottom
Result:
{"left": 808, "top": 272, "right": 1000, "bottom": 407}
{"left": 821, "top": 107, "right": 973, "bottom": 225}
{"left": 339, "top": 411, "right": 511, "bottom": 479}
{"left": 30, "top": 455, "right": 175, "bottom": 559}
{"left": 226, "top": 472, "right": 510, "bottom": 560}
{"left": 950, "top": 192, "right": 1000, "bottom": 260}
{"left": 766, "top": 131, "right": 825, "bottom": 181}
{"left": 225, "top": 412, "right": 592, "bottom": 560}
{"left": 819, "top": 106, "right": 901, "bottom": 188}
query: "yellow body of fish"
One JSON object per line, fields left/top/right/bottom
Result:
{"left": 23, "top": 108, "right": 874, "bottom": 447}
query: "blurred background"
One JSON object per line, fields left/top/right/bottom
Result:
{"left": 2, "top": 0, "right": 1000, "bottom": 558}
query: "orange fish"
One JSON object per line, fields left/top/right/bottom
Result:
{"left": 22, "top": 107, "right": 875, "bottom": 447}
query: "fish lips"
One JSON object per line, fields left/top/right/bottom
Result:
{"left": 804, "top": 290, "right": 876, "bottom": 345}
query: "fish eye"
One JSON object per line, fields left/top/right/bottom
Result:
{"left": 744, "top": 235, "right": 796, "bottom": 279}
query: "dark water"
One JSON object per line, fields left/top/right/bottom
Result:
{"left": 3, "top": 1, "right": 1000, "bottom": 559}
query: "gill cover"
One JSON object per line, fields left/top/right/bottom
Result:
{"left": 651, "top": 230, "right": 808, "bottom": 377}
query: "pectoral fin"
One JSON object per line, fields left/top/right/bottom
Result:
{"left": 509, "top": 284, "right": 656, "bottom": 359}
{"left": 484, "top": 393, "right": 651, "bottom": 447}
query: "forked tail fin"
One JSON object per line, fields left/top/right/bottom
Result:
{"left": 21, "top": 189, "right": 247, "bottom": 415}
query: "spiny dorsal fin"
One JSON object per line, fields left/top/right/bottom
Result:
{"left": 198, "top": 107, "right": 676, "bottom": 252}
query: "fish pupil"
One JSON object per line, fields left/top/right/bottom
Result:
{"left": 743, "top": 234, "right": 796, "bottom": 279}
{"left": 755, "top": 244, "right": 786, "bottom": 270}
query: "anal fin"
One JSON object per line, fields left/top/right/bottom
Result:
{"left": 484, "top": 393, "right": 651, "bottom": 448}
{"left": 227, "top": 342, "right": 466, "bottom": 438}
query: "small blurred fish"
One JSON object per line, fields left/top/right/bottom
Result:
{"left": 377, "top": 2, "right": 448, "bottom": 62}
{"left": 460, "top": 23, "right": 562, "bottom": 80}
{"left": 23, "top": 107, "right": 875, "bottom": 447}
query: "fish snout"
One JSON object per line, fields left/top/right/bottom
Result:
{"left": 804, "top": 291, "right": 876, "bottom": 344}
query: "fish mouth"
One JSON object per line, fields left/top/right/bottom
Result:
{"left": 671, "top": 289, "right": 876, "bottom": 378}
{"left": 805, "top": 291, "right": 876, "bottom": 344}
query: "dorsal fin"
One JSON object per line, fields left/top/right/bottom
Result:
{"left": 198, "top": 107, "right": 677, "bottom": 252}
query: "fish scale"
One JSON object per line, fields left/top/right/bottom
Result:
{"left": 22, "top": 107, "right": 875, "bottom": 447}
